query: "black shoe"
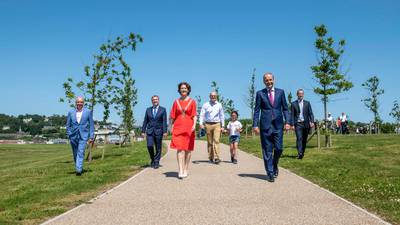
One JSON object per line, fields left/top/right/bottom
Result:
{"left": 76, "top": 172, "right": 82, "bottom": 176}
{"left": 273, "top": 168, "right": 279, "bottom": 178}
{"left": 154, "top": 163, "right": 159, "bottom": 169}
{"left": 214, "top": 159, "right": 221, "bottom": 164}
{"left": 297, "top": 154, "right": 304, "bottom": 159}
{"left": 266, "top": 174, "right": 275, "bottom": 182}
{"left": 233, "top": 159, "right": 238, "bottom": 164}
{"left": 150, "top": 161, "right": 155, "bottom": 168}
{"left": 209, "top": 158, "right": 214, "bottom": 163}
{"left": 231, "top": 156, "right": 234, "bottom": 163}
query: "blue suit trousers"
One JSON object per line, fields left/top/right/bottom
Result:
{"left": 69, "top": 133, "right": 87, "bottom": 173}
{"left": 260, "top": 120, "right": 283, "bottom": 175}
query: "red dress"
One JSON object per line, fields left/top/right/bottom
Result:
{"left": 170, "top": 98, "right": 197, "bottom": 151}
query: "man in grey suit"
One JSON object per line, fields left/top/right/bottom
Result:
{"left": 290, "top": 89, "right": 314, "bottom": 159}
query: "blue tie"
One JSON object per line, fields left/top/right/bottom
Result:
{"left": 153, "top": 107, "right": 157, "bottom": 118}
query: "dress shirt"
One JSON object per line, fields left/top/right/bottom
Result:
{"left": 298, "top": 100, "right": 304, "bottom": 122}
{"left": 76, "top": 110, "right": 83, "bottom": 124}
{"left": 199, "top": 101, "right": 225, "bottom": 127}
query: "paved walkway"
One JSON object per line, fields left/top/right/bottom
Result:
{"left": 43, "top": 141, "right": 389, "bottom": 225}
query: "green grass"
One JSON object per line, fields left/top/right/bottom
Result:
{"left": 222, "top": 134, "right": 400, "bottom": 224}
{"left": 0, "top": 142, "right": 151, "bottom": 225}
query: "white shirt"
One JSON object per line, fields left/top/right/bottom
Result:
{"left": 76, "top": 110, "right": 83, "bottom": 124}
{"left": 340, "top": 114, "right": 347, "bottom": 122}
{"left": 227, "top": 120, "right": 242, "bottom": 136}
{"left": 298, "top": 100, "right": 304, "bottom": 122}
{"left": 327, "top": 115, "right": 333, "bottom": 122}
{"left": 199, "top": 101, "right": 225, "bottom": 127}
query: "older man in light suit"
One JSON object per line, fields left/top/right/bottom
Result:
{"left": 66, "top": 96, "right": 94, "bottom": 176}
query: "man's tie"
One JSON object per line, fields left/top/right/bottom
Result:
{"left": 268, "top": 89, "right": 274, "bottom": 106}
{"left": 152, "top": 107, "right": 157, "bottom": 118}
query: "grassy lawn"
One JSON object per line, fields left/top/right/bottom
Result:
{"left": 222, "top": 134, "right": 400, "bottom": 224}
{"left": 0, "top": 142, "right": 151, "bottom": 225}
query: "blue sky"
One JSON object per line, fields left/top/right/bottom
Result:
{"left": 0, "top": 0, "right": 399, "bottom": 124}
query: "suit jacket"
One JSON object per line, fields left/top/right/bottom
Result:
{"left": 253, "top": 87, "right": 289, "bottom": 131}
{"left": 290, "top": 100, "right": 314, "bottom": 128}
{"left": 141, "top": 106, "right": 167, "bottom": 136}
{"left": 66, "top": 108, "right": 94, "bottom": 141}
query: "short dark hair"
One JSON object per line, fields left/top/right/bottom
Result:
{"left": 151, "top": 95, "right": 159, "bottom": 100}
{"left": 231, "top": 111, "right": 239, "bottom": 117}
{"left": 177, "top": 82, "right": 191, "bottom": 95}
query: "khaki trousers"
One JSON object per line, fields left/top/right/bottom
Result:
{"left": 205, "top": 123, "right": 221, "bottom": 160}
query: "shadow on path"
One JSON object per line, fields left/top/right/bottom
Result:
{"left": 238, "top": 173, "right": 267, "bottom": 181}
{"left": 163, "top": 172, "right": 179, "bottom": 179}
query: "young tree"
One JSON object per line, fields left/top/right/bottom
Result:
{"left": 211, "top": 81, "right": 236, "bottom": 117}
{"left": 311, "top": 24, "right": 353, "bottom": 147}
{"left": 287, "top": 91, "right": 293, "bottom": 113}
{"left": 244, "top": 68, "right": 256, "bottom": 121}
{"left": 60, "top": 33, "right": 143, "bottom": 122}
{"left": 361, "top": 75, "right": 384, "bottom": 132}
{"left": 112, "top": 56, "right": 138, "bottom": 143}
{"left": 195, "top": 95, "right": 202, "bottom": 123}
{"left": 390, "top": 100, "right": 400, "bottom": 133}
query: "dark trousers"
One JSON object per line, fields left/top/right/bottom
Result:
{"left": 147, "top": 134, "right": 163, "bottom": 164}
{"left": 295, "top": 122, "right": 310, "bottom": 156}
{"left": 260, "top": 121, "right": 283, "bottom": 175}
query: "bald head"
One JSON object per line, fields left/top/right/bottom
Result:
{"left": 75, "top": 96, "right": 84, "bottom": 111}
{"left": 263, "top": 72, "right": 275, "bottom": 89}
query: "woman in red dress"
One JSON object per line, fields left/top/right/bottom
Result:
{"left": 170, "top": 82, "right": 197, "bottom": 179}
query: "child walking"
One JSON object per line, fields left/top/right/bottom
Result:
{"left": 226, "top": 111, "right": 242, "bottom": 164}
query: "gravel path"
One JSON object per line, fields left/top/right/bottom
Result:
{"left": 43, "top": 141, "right": 389, "bottom": 225}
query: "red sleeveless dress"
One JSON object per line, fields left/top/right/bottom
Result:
{"left": 170, "top": 98, "right": 197, "bottom": 151}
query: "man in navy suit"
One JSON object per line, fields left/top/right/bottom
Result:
{"left": 141, "top": 95, "right": 168, "bottom": 169}
{"left": 66, "top": 96, "right": 94, "bottom": 176}
{"left": 290, "top": 89, "right": 315, "bottom": 159}
{"left": 253, "top": 73, "right": 290, "bottom": 182}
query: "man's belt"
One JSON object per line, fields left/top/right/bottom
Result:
{"left": 205, "top": 122, "right": 220, "bottom": 125}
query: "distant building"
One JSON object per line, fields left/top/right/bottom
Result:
{"left": 23, "top": 118, "right": 32, "bottom": 124}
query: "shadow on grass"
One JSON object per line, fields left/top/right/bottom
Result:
{"left": 281, "top": 155, "right": 298, "bottom": 159}
{"left": 163, "top": 172, "right": 179, "bottom": 179}
{"left": 238, "top": 173, "right": 267, "bottom": 181}
{"left": 66, "top": 168, "right": 93, "bottom": 175}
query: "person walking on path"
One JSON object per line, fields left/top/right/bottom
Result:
{"left": 141, "top": 95, "right": 168, "bottom": 169}
{"left": 66, "top": 96, "right": 94, "bottom": 176}
{"left": 199, "top": 91, "right": 225, "bottom": 164}
{"left": 226, "top": 111, "right": 242, "bottom": 164}
{"left": 289, "top": 89, "right": 315, "bottom": 159}
{"left": 253, "top": 73, "right": 290, "bottom": 182}
{"left": 170, "top": 82, "right": 197, "bottom": 179}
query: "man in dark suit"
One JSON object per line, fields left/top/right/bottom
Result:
{"left": 141, "top": 95, "right": 168, "bottom": 169}
{"left": 290, "top": 89, "right": 315, "bottom": 159}
{"left": 253, "top": 73, "right": 290, "bottom": 182}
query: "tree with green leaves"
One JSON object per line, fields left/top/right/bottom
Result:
{"left": 244, "top": 68, "right": 256, "bottom": 121}
{"left": 361, "top": 75, "right": 384, "bottom": 132}
{"left": 112, "top": 56, "right": 138, "bottom": 143}
{"left": 60, "top": 33, "right": 143, "bottom": 122}
{"left": 287, "top": 91, "right": 293, "bottom": 113}
{"left": 311, "top": 24, "right": 353, "bottom": 147}
{"left": 211, "top": 81, "right": 236, "bottom": 116}
{"left": 390, "top": 100, "right": 400, "bottom": 133}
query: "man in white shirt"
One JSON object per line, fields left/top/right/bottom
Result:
{"left": 199, "top": 92, "right": 225, "bottom": 164}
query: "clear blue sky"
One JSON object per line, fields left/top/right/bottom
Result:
{"left": 1, "top": 0, "right": 399, "bottom": 124}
